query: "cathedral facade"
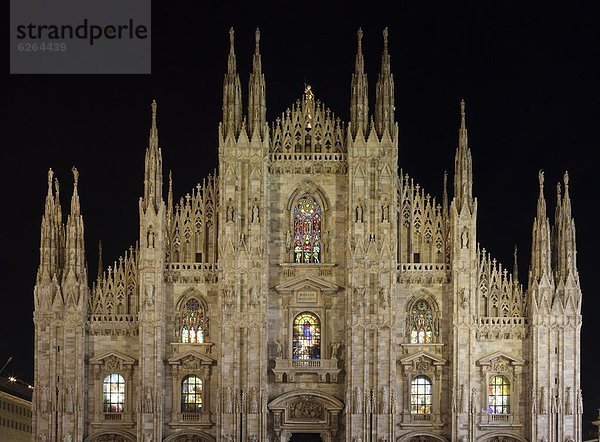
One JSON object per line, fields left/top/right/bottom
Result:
{"left": 33, "top": 28, "right": 583, "bottom": 442}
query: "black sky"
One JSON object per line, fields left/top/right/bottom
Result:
{"left": 4, "top": 1, "right": 599, "bottom": 435}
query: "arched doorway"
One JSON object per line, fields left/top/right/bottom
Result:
{"left": 85, "top": 431, "right": 136, "bottom": 442}
{"left": 268, "top": 390, "right": 343, "bottom": 442}
{"left": 290, "top": 434, "right": 322, "bottom": 442}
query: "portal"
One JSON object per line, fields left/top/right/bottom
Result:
{"left": 290, "top": 434, "right": 321, "bottom": 442}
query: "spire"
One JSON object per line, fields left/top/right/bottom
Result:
{"left": 554, "top": 171, "right": 579, "bottom": 284}
{"left": 70, "top": 166, "right": 80, "bottom": 217}
{"left": 167, "top": 170, "right": 174, "bottom": 217}
{"left": 513, "top": 245, "right": 519, "bottom": 282}
{"left": 350, "top": 28, "right": 369, "bottom": 137}
{"left": 63, "top": 167, "right": 87, "bottom": 284}
{"left": 97, "top": 240, "right": 103, "bottom": 281}
{"left": 38, "top": 168, "right": 62, "bottom": 281}
{"left": 248, "top": 27, "right": 266, "bottom": 138}
{"left": 375, "top": 27, "right": 395, "bottom": 138}
{"left": 529, "top": 170, "right": 553, "bottom": 287}
{"left": 442, "top": 171, "right": 449, "bottom": 218}
{"left": 453, "top": 100, "right": 473, "bottom": 211}
{"left": 143, "top": 100, "right": 164, "bottom": 212}
{"left": 222, "top": 27, "right": 243, "bottom": 139}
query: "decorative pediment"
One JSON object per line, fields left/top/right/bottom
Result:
{"left": 168, "top": 350, "right": 215, "bottom": 368}
{"left": 268, "top": 389, "right": 343, "bottom": 412}
{"left": 275, "top": 276, "right": 341, "bottom": 295}
{"left": 477, "top": 351, "right": 524, "bottom": 372}
{"left": 399, "top": 350, "right": 447, "bottom": 368}
{"left": 90, "top": 351, "right": 136, "bottom": 370}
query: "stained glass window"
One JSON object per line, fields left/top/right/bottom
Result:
{"left": 292, "top": 195, "right": 322, "bottom": 264}
{"left": 488, "top": 375, "right": 510, "bottom": 414}
{"left": 103, "top": 373, "right": 125, "bottom": 413}
{"left": 181, "top": 298, "right": 205, "bottom": 344}
{"left": 410, "top": 375, "right": 432, "bottom": 415}
{"left": 181, "top": 375, "right": 203, "bottom": 413}
{"left": 409, "top": 299, "right": 434, "bottom": 344}
{"left": 292, "top": 312, "right": 321, "bottom": 359}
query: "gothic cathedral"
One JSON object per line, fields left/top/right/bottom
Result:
{"left": 33, "top": 28, "right": 583, "bottom": 442}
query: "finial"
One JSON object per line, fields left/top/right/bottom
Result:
{"left": 538, "top": 170, "right": 544, "bottom": 189}
{"left": 563, "top": 171, "right": 569, "bottom": 188}
{"left": 54, "top": 178, "right": 59, "bottom": 195}
{"left": 513, "top": 245, "right": 519, "bottom": 281}
{"left": 255, "top": 27, "right": 260, "bottom": 52}
{"left": 47, "top": 168, "right": 53, "bottom": 191}
{"left": 383, "top": 27, "right": 388, "bottom": 49}
{"left": 71, "top": 166, "right": 79, "bottom": 186}
{"left": 556, "top": 181, "right": 562, "bottom": 199}
{"left": 151, "top": 99, "right": 157, "bottom": 126}
{"left": 229, "top": 27, "right": 235, "bottom": 48}
{"left": 460, "top": 99, "right": 466, "bottom": 127}
{"left": 358, "top": 28, "right": 363, "bottom": 49}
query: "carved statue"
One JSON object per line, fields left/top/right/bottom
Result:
{"left": 249, "top": 387, "right": 258, "bottom": 414}
{"left": 461, "top": 229, "right": 469, "bottom": 248}
{"left": 223, "top": 286, "right": 234, "bottom": 307}
{"left": 540, "top": 386, "right": 547, "bottom": 414}
{"left": 145, "top": 284, "right": 155, "bottom": 307}
{"left": 379, "top": 287, "right": 390, "bottom": 308}
{"left": 380, "top": 386, "right": 389, "bottom": 414}
{"left": 470, "top": 388, "right": 477, "bottom": 414}
{"left": 285, "top": 230, "right": 292, "bottom": 250}
{"left": 64, "top": 433, "right": 72, "bottom": 442}
{"left": 249, "top": 435, "right": 258, "bottom": 442}
{"left": 355, "top": 387, "right": 363, "bottom": 414}
{"left": 226, "top": 199, "right": 234, "bottom": 222}
{"left": 225, "top": 386, "right": 233, "bottom": 414}
{"left": 356, "top": 204, "right": 363, "bottom": 223}
{"left": 251, "top": 199, "right": 260, "bottom": 223}
{"left": 249, "top": 287, "right": 259, "bottom": 306}
{"left": 147, "top": 229, "right": 155, "bottom": 248}
{"left": 145, "top": 386, "right": 153, "bottom": 413}
{"left": 330, "top": 341, "right": 341, "bottom": 359}
{"left": 66, "top": 386, "right": 74, "bottom": 413}
{"left": 274, "top": 339, "right": 283, "bottom": 359}
{"left": 381, "top": 201, "right": 389, "bottom": 222}
{"left": 40, "top": 386, "right": 49, "bottom": 413}
{"left": 565, "top": 387, "right": 573, "bottom": 415}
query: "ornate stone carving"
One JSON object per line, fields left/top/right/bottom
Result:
{"left": 288, "top": 396, "right": 324, "bottom": 420}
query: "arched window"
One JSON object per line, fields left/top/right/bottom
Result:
{"left": 180, "top": 298, "right": 206, "bottom": 344}
{"left": 181, "top": 375, "right": 203, "bottom": 413}
{"left": 103, "top": 373, "right": 125, "bottom": 413}
{"left": 488, "top": 375, "right": 510, "bottom": 414}
{"left": 292, "top": 312, "right": 321, "bottom": 360}
{"left": 410, "top": 375, "right": 432, "bottom": 415}
{"left": 409, "top": 299, "right": 434, "bottom": 344}
{"left": 292, "top": 195, "right": 322, "bottom": 264}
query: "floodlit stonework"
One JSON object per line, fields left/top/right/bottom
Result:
{"left": 33, "top": 28, "right": 583, "bottom": 442}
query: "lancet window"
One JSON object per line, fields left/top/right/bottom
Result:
{"left": 409, "top": 299, "right": 434, "bottom": 344}
{"left": 180, "top": 298, "right": 206, "bottom": 344}
{"left": 292, "top": 195, "right": 322, "bottom": 264}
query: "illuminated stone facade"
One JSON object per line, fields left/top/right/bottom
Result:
{"left": 33, "top": 28, "right": 583, "bottom": 442}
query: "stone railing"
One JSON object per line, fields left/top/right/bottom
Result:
{"left": 268, "top": 153, "right": 347, "bottom": 175}
{"left": 478, "top": 412, "right": 520, "bottom": 429}
{"left": 272, "top": 358, "right": 341, "bottom": 383}
{"left": 88, "top": 315, "right": 138, "bottom": 336}
{"left": 170, "top": 412, "right": 212, "bottom": 427}
{"left": 164, "top": 262, "right": 218, "bottom": 284}
{"left": 104, "top": 412, "right": 122, "bottom": 420}
{"left": 397, "top": 263, "right": 450, "bottom": 284}
{"left": 474, "top": 317, "right": 528, "bottom": 341}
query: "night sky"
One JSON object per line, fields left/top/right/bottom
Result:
{"left": 4, "top": 2, "right": 599, "bottom": 436}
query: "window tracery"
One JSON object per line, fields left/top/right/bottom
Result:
{"left": 180, "top": 298, "right": 207, "bottom": 344}
{"left": 409, "top": 299, "right": 434, "bottom": 344}
{"left": 292, "top": 195, "right": 322, "bottom": 264}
